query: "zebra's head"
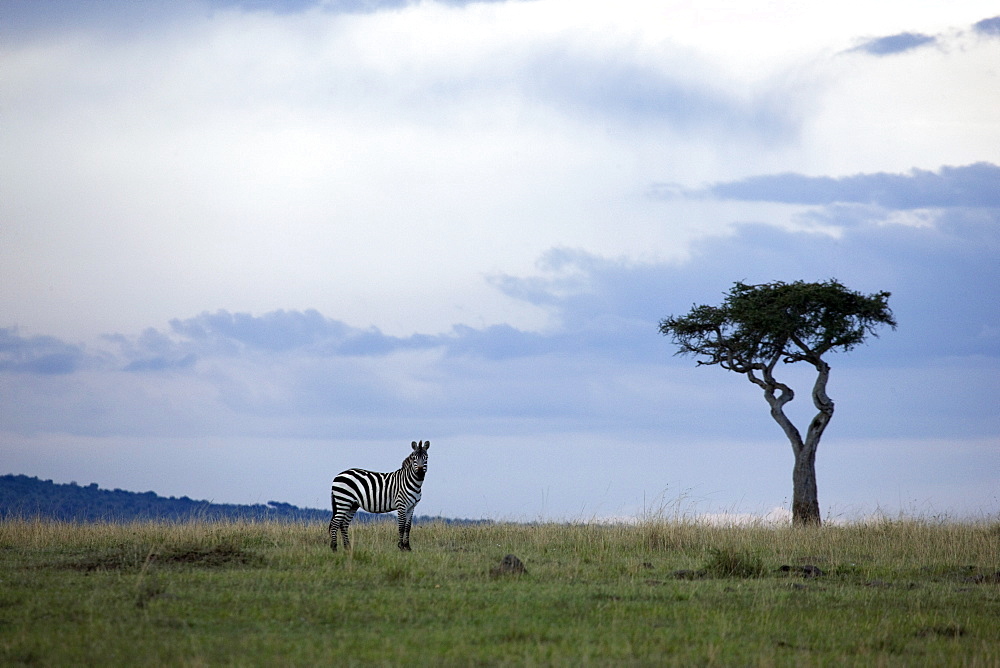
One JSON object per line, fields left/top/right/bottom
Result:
{"left": 409, "top": 440, "right": 430, "bottom": 481}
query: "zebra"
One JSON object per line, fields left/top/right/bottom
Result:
{"left": 329, "top": 440, "right": 430, "bottom": 552}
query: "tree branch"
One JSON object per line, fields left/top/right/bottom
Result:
{"left": 747, "top": 352, "right": 803, "bottom": 452}
{"left": 804, "top": 358, "right": 834, "bottom": 452}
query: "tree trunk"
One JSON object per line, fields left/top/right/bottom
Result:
{"left": 748, "top": 354, "right": 832, "bottom": 526}
{"left": 791, "top": 444, "right": 821, "bottom": 526}
{"left": 794, "top": 358, "right": 833, "bottom": 526}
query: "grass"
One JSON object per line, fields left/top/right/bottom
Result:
{"left": 1, "top": 518, "right": 998, "bottom": 665}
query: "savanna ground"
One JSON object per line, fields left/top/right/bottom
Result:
{"left": 1, "top": 518, "right": 998, "bottom": 666}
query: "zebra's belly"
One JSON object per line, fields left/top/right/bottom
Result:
{"left": 359, "top": 493, "right": 420, "bottom": 515}
{"left": 358, "top": 499, "right": 396, "bottom": 514}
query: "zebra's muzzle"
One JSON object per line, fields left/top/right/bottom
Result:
{"left": 415, "top": 468, "right": 426, "bottom": 481}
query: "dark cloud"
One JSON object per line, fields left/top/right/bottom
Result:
{"left": 0, "top": 0, "right": 205, "bottom": 41}
{"left": 699, "top": 217, "right": 999, "bottom": 362}
{"left": 169, "top": 309, "right": 345, "bottom": 353}
{"left": 0, "top": 329, "right": 90, "bottom": 375}
{"left": 490, "top": 248, "right": 699, "bottom": 362}
{"left": 852, "top": 32, "right": 937, "bottom": 56}
{"left": 107, "top": 308, "right": 556, "bottom": 372}
{"left": 844, "top": 16, "right": 1000, "bottom": 57}
{"left": 493, "top": 200, "right": 1000, "bottom": 366}
{"left": 1, "top": 0, "right": 523, "bottom": 41}
{"left": 216, "top": 0, "right": 327, "bottom": 12}
{"left": 678, "top": 163, "right": 1000, "bottom": 209}
{"left": 215, "top": 0, "right": 520, "bottom": 14}
{"left": 112, "top": 309, "right": 420, "bottom": 366}
{"left": 170, "top": 308, "right": 453, "bottom": 358}
{"left": 0, "top": 0, "right": 796, "bottom": 140}
{"left": 973, "top": 16, "right": 1000, "bottom": 37}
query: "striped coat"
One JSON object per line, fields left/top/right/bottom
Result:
{"left": 329, "top": 440, "right": 430, "bottom": 551}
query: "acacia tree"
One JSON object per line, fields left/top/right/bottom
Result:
{"left": 659, "top": 280, "right": 895, "bottom": 525}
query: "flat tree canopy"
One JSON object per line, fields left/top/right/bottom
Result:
{"left": 659, "top": 280, "right": 896, "bottom": 525}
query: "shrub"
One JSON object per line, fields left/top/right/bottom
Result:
{"left": 702, "top": 547, "right": 766, "bottom": 578}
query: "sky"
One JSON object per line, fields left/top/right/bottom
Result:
{"left": 2, "top": 0, "right": 998, "bottom": 523}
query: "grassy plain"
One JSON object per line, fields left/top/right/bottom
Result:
{"left": 1, "top": 518, "right": 998, "bottom": 666}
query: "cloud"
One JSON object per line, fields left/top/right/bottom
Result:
{"left": 845, "top": 15, "right": 1000, "bottom": 58}
{"left": 513, "top": 217, "right": 1000, "bottom": 365}
{"left": 125, "top": 310, "right": 556, "bottom": 364}
{"left": 169, "top": 310, "right": 352, "bottom": 354}
{"left": 521, "top": 48, "right": 798, "bottom": 139}
{"left": 852, "top": 31, "right": 937, "bottom": 56}
{"left": 1, "top": 0, "right": 834, "bottom": 345}
{"left": 3, "top": 2, "right": 998, "bottom": 519}
{"left": 841, "top": 15, "right": 1000, "bottom": 59}
{"left": 118, "top": 305, "right": 626, "bottom": 372}
{"left": 245, "top": 0, "right": 518, "bottom": 11}
{"left": 25, "top": 189, "right": 984, "bottom": 441}
{"left": 0, "top": 329, "right": 94, "bottom": 375}
{"left": 1, "top": 0, "right": 523, "bottom": 40}
{"left": 12, "top": 179, "right": 997, "bottom": 383}
{"left": 672, "top": 163, "right": 1000, "bottom": 209}
{"left": 973, "top": 16, "right": 1000, "bottom": 37}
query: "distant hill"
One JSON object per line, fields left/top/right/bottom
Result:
{"left": 0, "top": 474, "right": 331, "bottom": 523}
{"left": 0, "top": 474, "right": 483, "bottom": 525}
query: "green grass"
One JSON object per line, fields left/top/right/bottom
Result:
{"left": 1, "top": 518, "right": 998, "bottom": 666}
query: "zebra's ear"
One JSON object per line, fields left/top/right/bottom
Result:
{"left": 411, "top": 441, "right": 418, "bottom": 450}
{"left": 423, "top": 440, "right": 430, "bottom": 450}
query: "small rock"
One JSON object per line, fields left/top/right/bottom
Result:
{"left": 801, "top": 564, "right": 824, "bottom": 578}
{"left": 490, "top": 554, "right": 527, "bottom": 577}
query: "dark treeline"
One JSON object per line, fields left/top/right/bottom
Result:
{"left": 0, "top": 474, "right": 481, "bottom": 525}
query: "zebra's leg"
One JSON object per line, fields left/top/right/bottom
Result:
{"left": 329, "top": 513, "right": 339, "bottom": 552}
{"left": 398, "top": 506, "right": 415, "bottom": 551}
{"left": 340, "top": 504, "right": 358, "bottom": 551}
{"left": 396, "top": 507, "right": 410, "bottom": 550}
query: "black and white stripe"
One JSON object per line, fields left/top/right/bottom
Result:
{"left": 329, "top": 440, "right": 430, "bottom": 551}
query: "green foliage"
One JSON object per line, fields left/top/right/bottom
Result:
{"left": 659, "top": 279, "right": 896, "bottom": 369}
{"left": 1, "top": 519, "right": 998, "bottom": 665}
